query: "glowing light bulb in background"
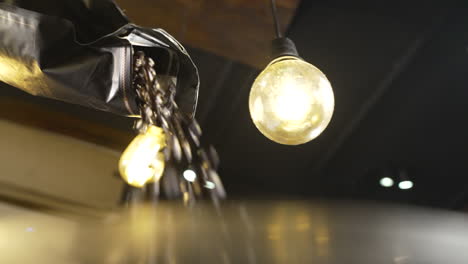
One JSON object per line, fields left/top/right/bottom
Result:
{"left": 183, "top": 169, "right": 197, "bottom": 182}
{"left": 249, "top": 56, "right": 334, "bottom": 145}
{"left": 119, "top": 126, "right": 166, "bottom": 188}
{"left": 398, "top": 180, "right": 414, "bottom": 190}
{"left": 379, "top": 177, "right": 394, "bottom": 188}
{"left": 204, "top": 181, "right": 215, "bottom": 189}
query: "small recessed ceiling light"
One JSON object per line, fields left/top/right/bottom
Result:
{"left": 398, "top": 180, "right": 414, "bottom": 190}
{"left": 379, "top": 177, "right": 394, "bottom": 187}
{"left": 183, "top": 169, "right": 197, "bottom": 182}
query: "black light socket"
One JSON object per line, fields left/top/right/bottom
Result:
{"left": 270, "top": 37, "right": 299, "bottom": 60}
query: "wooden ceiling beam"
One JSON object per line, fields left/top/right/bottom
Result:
{"left": 115, "top": 0, "right": 301, "bottom": 68}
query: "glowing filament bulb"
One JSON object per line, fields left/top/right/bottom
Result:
{"left": 249, "top": 56, "right": 334, "bottom": 145}
{"left": 119, "top": 125, "right": 166, "bottom": 188}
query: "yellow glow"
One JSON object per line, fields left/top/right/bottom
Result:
{"left": 119, "top": 126, "right": 166, "bottom": 188}
{"left": 274, "top": 85, "right": 311, "bottom": 123}
{"left": 249, "top": 56, "right": 334, "bottom": 145}
{"left": 0, "top": 55, "right": 53, "bottom": 95}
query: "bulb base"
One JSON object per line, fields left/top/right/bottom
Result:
{"left": 271, "top": 37, "right": 299, "bottom": 60}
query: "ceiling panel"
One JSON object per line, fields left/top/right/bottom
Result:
{"left": 115, "top": 0, "right": 300, "bottom": 67}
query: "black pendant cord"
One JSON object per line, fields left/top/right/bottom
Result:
{"left": 270, "top": 0, "right": 282, "bottom": 38}
{"left": 268, "top": 0, "right": 299, "bottom": 59}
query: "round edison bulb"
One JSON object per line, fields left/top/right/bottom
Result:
{"left": 249, "top": 56, "right": 334, "bottom": 145}
{"left": 119, "top": 126, "right": 166, "bottom": 188}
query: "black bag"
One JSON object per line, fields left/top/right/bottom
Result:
{"left": 0, "top": 0, "right": 199, "bottom": 117}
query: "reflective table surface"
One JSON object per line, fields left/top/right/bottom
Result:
{"left": 1, "top": 201, "right": 468, "bottom": 263}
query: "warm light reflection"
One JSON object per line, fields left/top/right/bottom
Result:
{"left": 266, "top": 206, "right": 329, "bottom": 263}
{"left": 119, "top": 126, "right": 166, "bottom": 188}
{"left": 2, "top": 201, "right": 468, "bottom": 262}
{"left": 0, "top": 55, "right": 52, "bottom": 95}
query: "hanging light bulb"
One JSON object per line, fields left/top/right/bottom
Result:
{"left": 119, "top": 125, "right": 166, "bottom": 188}
{"left": 249, "top": 54, "right": 334, "bottom": 145}
{"left": 397, "top": 168, "right": 413, "bottom": 190}
{"left": 249, "top": 0, "right": 334, "bottom": 145}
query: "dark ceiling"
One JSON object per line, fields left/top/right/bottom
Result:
{"left": 2, "top": 1, "right": 468, "bottom": 210}
{"left": 193, "top": 1, "right": 468, "bottom": 209}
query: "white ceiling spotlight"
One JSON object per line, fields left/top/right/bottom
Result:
{"left": 398, "top": 180, "right": 414, "bottom": 190}
{"left": 379, "top": 177, "right": 394, "bottom": 188}
{"left": 397, "top": 169, "right": 414, "bottom": 190}
{"left": 378, "top": 168, "right": 414, "bottom": 190}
